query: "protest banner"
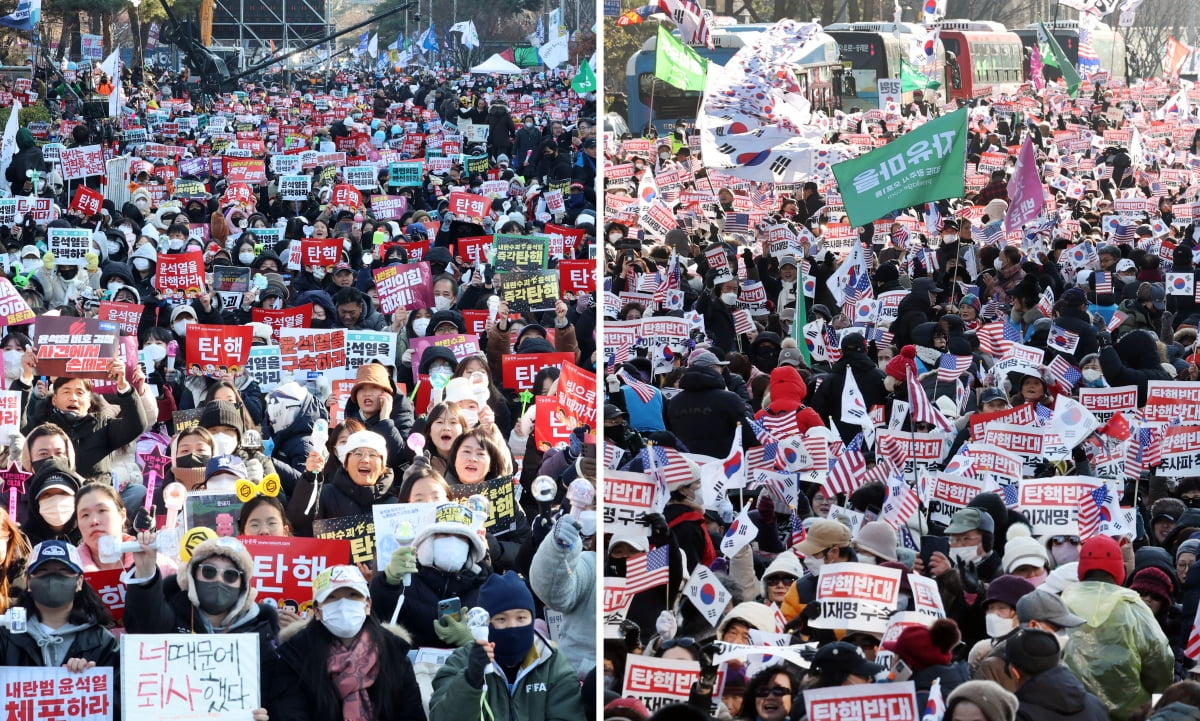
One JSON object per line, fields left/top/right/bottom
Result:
{"left": 184, "top": 324, "right": 252, "bottom": 376}
{"left": 803, "top": 682, "right": 918, "bottom": 721}
{"left": 225, "top": 158, "right": 267, "bottom": 184}
{"left": 279, "top": 174, "right": 312, "bottom": 201}
{"left": 85, "top": 568, "right": 127, "bottom": 622}
{"left": 502, "top": 352, "right": 574, "bottom": 392}
{"left": 371, "top": 502, "right": 440, "bottom": 565}
{"left": 909, "top": 573, "right": 945, "bottom": 619}
{"left": 534, "top": 394, "right": 573, "bottom": 450}
{"left": 70, "top": 184, "right": 104, "bottom": 216}
{"left": 241, "top": 536, "right": 351, "bottom": 607}
{"left": 312, "top": 514, "right": 376, "bottom": 566}
{"left": 447, "top": 476, "right": 516, "bottom": 533}
{"left": 154, "top": 251, "right": 206, "bottom": 298}
{"left": 927, "top": 473, "right": 987, "bottom": 528}
{"left": 60, "top": 144, "right": 105, "bottom": 179}
{"left": 1078, "top": 385, "right": 1138, "bottom": 423}
{"left": 981, "top": 421, "right": 1045, "bottom": 475}
{"left": 299, "top": 239, "right": 342, "bottom": 268}
{"left": 47, "top": 226, "right": 92, "bottom": 266}
{"left": 559, "top": 258, "right": 596, "bottom": 294}
{"left": 604, "top": 576, "right": 634, "bottom": 635}
{"left": 1, "top": 667, "right": 112, "bottom": 721}
{"left": 968, "top": 402, "right": 1037, "bottom": 441}
{"left": 345, "top": 331, "right": 400, "bottom": 372}
{"left": 603, "top": 470, "right": 663, "bottom": 536}
{"left": 172, "top": 408, "right": 202, "bottom": 433}
{"left": 330, "top": 184, "right": 362, "bottom": 209}
{"left": 33, "top": 316, "right": 120, "bottom": 379}
{"left": 373, "top": 261, "right": 433, "bottom": 313}
{"left": 1019, "top": 477, "right": 1086, "bottom": 536}
{"left": 543, "top": 223, "right": 586, "bottom": 258}
{"left": 557, "top": 362, "right": 598, "bottom": 428}
{"left": 0, "top": 390, "right": 21, "bottom": 442}
{"left": 1159, "top": 425, "right": 1200, "bottom": 477}
{"left": 388, "top": 161, "right": 424, "bottom": 187}
{"left": 875, "top": 431, "right": 945, "bottom": 476}
{"left": 809, "top": 562, "right": 901, "bottom": 634}
{"left": 964, "top": 443, "right": 1023, "bottom": 489}
{"left": 408, "top": 333, "right": 481, "bottom": 372}
{"left": 501, "top": 269, "right": 560, "bottom": 313}
{"left": 447, "top": 192, "right": 491, "bottom": 221}
{"left": 278, "top": 328, "right": 348, "bottom": 374}
{"left": 121, "top": 634, "right": 259, "bottom": 720}
{"left": 622, "top": 656, "right": 700, "bottom": 712}
{"left": 396, "top": 239, "right": 429, "bottom": 262}
{"left": 251, "top": 303, "right": 313, "bottom": 341}
{"left": 212, "top": 266, "right": 251, "bottom": 295}
{"left": 0, "top": 277, "right": 35, "bottom": 324}
{"left": 641, "top": 316, "right": 691, "bottom": 374}
{"left": 244, "top": 345, "right": 283, "bottom": 392}
{"left": 1143, "top": 381, "right": 1200, "bottom": 423}
{"left": 493, "top": 234, "right": 549, "bottom": 272}
{"left": 344, "top": 165, "right": 377, "bottom": 190}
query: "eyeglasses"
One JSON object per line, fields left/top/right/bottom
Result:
{"left": 764, "top": 576, "right": 795, "bottom": 586}
{"left": 198, "top": 564, "right": 244, "bottom": 585}
{"left": 756, "top": 687, "right": 791, "bottom": 698}
{"left": 1051, "top": 536, "right": 1081, "bottom": 545}
{"left": 659, "top": 637, "right": 697, "bottom": 652}
{"left": 348, "top": 450, "right": 383, "bottom": 461}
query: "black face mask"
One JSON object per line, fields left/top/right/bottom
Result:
{"left": 1186, "top": 497, "right": 1200, "bottom": 509}
{"left": 58, "top": 267, "right": 79, "bottom": 280}
{"left": 311, "top": 317, "right": 331, "bottom": 329}
{"left": 194, "top": 578, "right": 241, "bottom": 615}
{"left": 607, "top": 558, "right": 627, "bottom": 576}
{"left": 753, "top": 348, "right": 779, "bottom": 374}
{"left": 175, "top": 453, "right": 212, "bottom": 469}
{"left": 29, "top": 574, "right": 78, "bottom": 608}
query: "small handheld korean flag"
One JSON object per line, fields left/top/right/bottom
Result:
{"left": 686, "top": 564, "right": 731, "bottom": 628}
{"left": 720, "top": 503, "right": 757, "bottom": 557}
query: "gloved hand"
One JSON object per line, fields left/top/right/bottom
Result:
{"left": 655, "top": 610, "right": 677, "bottom": 641}
{"left": 244, "top": 458, "right": 264, "bottom": 482}
{"left": 757, "top": 494, "right": 776, "bottom": 525}
{"left": 698, "top": 642, "right": 721, "bottom": 685}
{"left": 956, "top": 557, "right": 981, "bottom": 594}
{"left": 606, "top": 374, "right": 620, "bottom": 394}
{"left": 710, "top": 557, "right": 728, "bottom": 575}
{"left": 434, "top": 609, "right": 475, "bottom": 647}
{"left": 464, "top": 642, "right": 491, "bottom": 689}
{"left": 1098, "top": 329, "right": 1112, "bottom": 348}
{"left": 643, "top": 512, "right": 670, "bottom": 546}
{"left": 384, "top": 545, "right": 417, "bottom": 585}
{"left": 552, "top": 515, "right": 581, "bottom": 550}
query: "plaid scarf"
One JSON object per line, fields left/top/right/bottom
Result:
{"left": 328, "top": 629, "right": 380, "bottom": 721}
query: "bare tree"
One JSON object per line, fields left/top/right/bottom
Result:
{"left": 1121, "top": 0, "right": 1188, "bottom": 79}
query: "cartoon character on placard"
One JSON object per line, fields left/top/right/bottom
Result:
{"left": 299, "top": 600, "right": 315, "bottom": 618}
{"left": 215, "top": 512, "right": 235, "bottom": 537}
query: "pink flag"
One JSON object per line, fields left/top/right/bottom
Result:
{"left": 1030, "top": 44, "right": 1044, "bottom": 91}
{"left": 1005, "top": 136, "right": 1045, "bottom": 231}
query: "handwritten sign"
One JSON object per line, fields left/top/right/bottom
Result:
{"left": 60, "top": 144, "right": 105, "bottom": 179}
{"left": 120, "top": 634, "right": 259, "bottom": 721}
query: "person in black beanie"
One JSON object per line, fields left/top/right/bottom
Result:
{"left": 1003, "top": 628, "right": 1108, "bottom": 721}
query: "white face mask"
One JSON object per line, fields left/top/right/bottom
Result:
{"left": 948, "top": 546, "right": 981, "bottom": 565}
{"left": 169, "top": 237, "right": 185, "bottom": 251}
{"left": 412, "top": 318, "right": 430, "bottom": 336}
{"left": 434, "top": 295, "right": 453, "bottom": 312}
{"left": 985, "top": 612, "right": 1016, "bottom": 639}
{"left": 3, "top": 349, "right": 23, "bottom": 380}
{"left": 173, "top": 321, "right": 192, "bottom": 336}
{"left": 133, "top": 257, "right": 152, "bottom": 272}
{"left": 431, "top": 535, "right": 470, "bottom": 572}
{"left": 107, "top": 281, "right": 122, "bottom": 293}
{"left": 312, "top": 268, "right": 326, "bottom": 281}
{"left": 802, "top": 557, "right": 823, "bottom": 576}
{"left": 994, "top": 258, "right": 1004, "bottom": 271}
{"left": 39, "top": 495, "right": 75, "bottom": 527}
{"left": 107, "top": 241, "right": 121, "bottom": 254}
{"left": 239, "top": 252, "right": 256, "bottom": 265}
{"left": 720, "top": 292, "right": 739, "bottom": 306}
{"left": 1082, "top": 369, "right": 1102, "bottom": 382}
{"left": 21, "top": 258, "right": 40, "bottom": 273}
{"left": 858, "top": 554, "right": 876, "bottom": 566}
{"left": 609, "top": 232, "right": 623, "bottom": 243}
{"left": 320, "top": 598, "right": 368, "bottom": 638}
{"left": 461, "top": 409, "right": 479, "bottom": 427}
{"left": 143, "top": 344, "right": 167, "bottom": 363}
{"left": 212, "top": 434, "right": 238, "bottom": 456}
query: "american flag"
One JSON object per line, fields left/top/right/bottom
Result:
{"left": 981, "top": 296, "right": 1003, "bottom": 322}
{"left": 868, "top": 328, "right": 895, "bottom": 348}
{"left": 1112, "top": 223, "right": 1135, "bottom": 244}
{"left": 1094, "top": 271, "right": 1113, "bottom": 295}
{"left": 877, "top": 433, "right": 910, "bottom": 470}
{"left": 937, "top": 354, "right": 972, "bottom": 383}
{"left": 880, "top": 478, "right": 921, "bottom": 530}
{"left": 653, "top": 254, "right": 680, "bottom": 306}
{"left": 1078, "top": 484, "right": 1108, "bottom": 540}
{"left": 750, "top": 185, "right": 772, "bottom": 208}
{"left": 618, "top": 369, "right": 657, "bottom": 403}
{"left": 907, "top": 367, "right": 954, "bottom": 432}
{"left": 826, "top": 433, "right": 866, "bottom": 496}
{"left": 862, "top": 458, "right": 897, "bottom": 487}
{"left": 1187, "top": 607, "right": 1200, "bottom": 661}
{"left": 957, "top": 282, "right": 980, "bottom": 299}
{"left": 760, "top": 412, "right": 800, "bottom": 440}
{"left": 1048, "top": 355, "right": 1083, "bottom": 390}
{"left": 1077, "top": 27, "right": 1101, "bottom": 77}
{"left": 657, "top": 0, "right": 712, "bottom": 48}
{"left": 724, "top": 213, "right": 751, "bottom": 233}
{"left": 1034, "top": 404, "right": 1052, "bottom": 425}
{"left": 789, "top": 514, "right": 806, "bottom": 547}
{"left": 625, "top": 544, "right": 670, "bottom": 594}
{"left": 978, "top": 321, "right": 1022, "bottom": 358}
{"left": 1194, "top": 277, "right": 1200, "bottom": 305}
{"left": 636, "top": 272, "right": 660, "bottom": 294}
{"left": 642, "top": 445, "right": 695, "bottom": 491}
{"left": 604, "top": 442, "right": 626, "bottom": 470}
{"left": 892, "top": 226, "right": 910, "bottom": 247}
{"left": 1001, "top": 483, "right": 1019, "bottom": 509}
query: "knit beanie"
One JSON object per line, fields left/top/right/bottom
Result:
{"left": 959, "top": 293, "right": 981, "bottom": 313}
{"left": 885, "top": 345, "right": 918, "bottom": 382}
{"left": 882, "top": 618, "right": 960, "bottom": 670}
{"left": 1004, "top": 628, "right": 1061, "bottom": 676}
{"left": 478, "top": 571, "right": 535, "bottom": 617}
{"left": 1129, "top": 567, "right": 1174, "bottom": 606}
{"left": 199, "top": 400, "right": 245, "bottom": 437}
{"left": 945, "top": 680, "right": 1018, "bottom": 721}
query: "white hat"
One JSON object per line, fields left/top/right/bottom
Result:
{"left": 337, "top": 430, "right": 388, "bottom": 464}
{"left": 249, "top": 322, "right": 273, "bottom": 342}
{"left": 443, "top": 377, "right": 474, "bottom": 405}
{"left": 312, "top": 565, "right": 370, "bottom": 603}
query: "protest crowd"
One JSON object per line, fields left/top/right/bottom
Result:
{"left": 601, "top": 14, "right": 1200, "bottom": 721}
{"left": 0, "top": 32, "right": 600, "bottom": 721}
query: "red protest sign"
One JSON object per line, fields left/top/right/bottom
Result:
{"left": 558, "top": 259, "right": 595, "bottom": 295}
{"left": 331, "top": 184, "right": 363, "bottom": 208}
{"left": 84, "top": 569, "right": 127, "bottom": 622}
{"left": 221, "top": 182, "right": 257, "bottom": 208}
{"left": 373, "top": 261, "right": 433, "bottom": 313}
{"left": 98, "top": 301, "right": 144, "bottom": 336}
{"left": 501, "top": 352, "right": 574, "bottom": 392}
{"left": 448, "top": 192, "right": 492, "bottom": 221}
{"left": 32, "top": 316, "right": 120, "bottom": 379}
{"left": 534, "top": 395, "right": 572, "bottom": 451}
{"left": 397, "top": 240, "right": 429, "bottom": 262}
{"left": 556, "top": 362, "right": 598, "bottom": 428}
{"left": 456, "top": 236, "right": 494, "bottom": 265}
{"left": 300, "top": 239, "right": 342, "bottom": 268}
{"left": 155, "top": 251, "right": 206, "bottom": 298}
{"left": 225, "top": 158, "right": 267, "bottom": 184}
{"left": 70, "top": 185, "right": 104, "bottom": 217}
{"left": 185, "top": 324, "right": 253, "bottom": 376}
{"left": 252, "top": 303, "right": 313, "bottom": 341}
{"left": 543, "top": 223, "right": 586, "bottom": 258}
{"left": 241, "top": 535, "right": 352, "bottom": 606}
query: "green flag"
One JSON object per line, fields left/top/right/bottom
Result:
{"left": 901, "top": 57, "right": 942, "bottom": 92}
{"left": 655, "top": 24, "right": 707, "bottom": 91}
{"left": 1038, "top": 22, "right": 1081, "bottom": 97}
{"left": 571, "top": 61, "right": 596, "bottom": 93}
{"left": 832, "top": 107, "right": 968, "bottom": 228}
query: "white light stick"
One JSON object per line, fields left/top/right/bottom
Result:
{"left": 305, "top": 419, "right": 330, "bottom": 515}
{"left": 99, "top": 531, "right": 179, "bottom": 565}
{"left": 487, "top": 295, "right": 500, "bottom": 326}
{"left": 389, "top": 520, "right": 417, "bottom": 626}
{"left": 0, "top": 606, "right": 26, "bottom": 633}
{"left": 465, "top": 606, "right": 493, "bottom": 687}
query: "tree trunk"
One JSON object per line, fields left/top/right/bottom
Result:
{"left": 129, "top": 7, "right": 143, "bottom": 68}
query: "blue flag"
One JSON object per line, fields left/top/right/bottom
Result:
{"left": 420, "top": 24, "right": 439, "bottom": 52}
{"left": 0, "top": 0, "right": 40, "bottom": 30}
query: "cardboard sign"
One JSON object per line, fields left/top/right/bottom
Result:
{"left": 621, "top": 656, "right": 700, "bottom": 712}
{"left": 373, "top": 261, "right": 433, "bottom": 313}
{"left": 120, "top": 634, "right": 259, "bottom": 720}
{"left": 1, "top": 667, "right": 112, "bottom": 721}
{"left": 502, "top": 352, "right": 574, "bottom": 392}
{"left": 84, "top": 568, "right": 127, "bottom": 622}
{"left": 556, "top": 362, "right": 597, "bottom": 428}
{"left": 558, "top": 258, "right": 595, "bottom": 294}
{"left": 184, "top": 324, "right": 253, "bottom": 376}
{"left": 1019, "top": 477, "right": 1086, "bottom": 536}
{"left": 809, "top": 562, "right": 901, "bottom": 634}
{"left": 927, "top": 473, "right": 987, "bottom": 528}
{"left": 534, "top": 394, "right": 573, "bottom": 450}
{"left": 312, "top": 514, "right": 376, "bottom": 566}
{"left": 60, "top": 144, "right": 104, "bottom": 179}
{"left": 408, "top": 333, "right": 481, "bottom": 373}
{"left": 0, "top": 277, "right": 36, "bottom": 325}
{"left": 300, "top": 239, "right": 342, "bottom": 268}
{"left": 33, "top": 316, "right": 120, "bottom": 379}
{"left": 47, "top": 227, "right": 92, "bottom": 267}
{"left": 501, "top": 269, "right": 560, "bottom": 313}
{"left": 278, "top": 328, "right": 348, "bottom": 374}
{"left": 447, "top": 191, "right": 491, "bottom": 221}
{"left": 803, "top": 682, "right": 918, "bottom": 721}
{"left": 241, "top": 536, "right": 351, "bottom": 607}
{"left": 155, "top": 251, "right": 206, "bottom": 298}
{"left": 251, "top": 303, "right": 313, "bottom": 341}
{"left": 447, "top": 476, "right": 517, "bottom": 533}
{"left": 603, "top": 470, "right": 662, "bottom": 537}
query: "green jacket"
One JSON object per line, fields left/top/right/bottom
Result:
{"left": 429, "top": 634, "right": 584, "bottom": 721}
{"left": 1061, "top": 581, "right": 1174, "bottom": 721}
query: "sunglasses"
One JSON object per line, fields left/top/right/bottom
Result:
{"left": 756, "top": 687, "right": 791, "bottom": 698}
{"left": 764, "top": 576, "right": 795, "bottom": 586}
{"left": 198, "top": 564, "right": 244, "bottom": 585}
{"left": 1051, "top": 536, "right": 1081, "bottom": 545}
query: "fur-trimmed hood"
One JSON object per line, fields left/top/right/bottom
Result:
{"left": 277, "top": 617, "right": 412, "bottom": 645}
{"left": 178, "top": 537, "right": 258, "bottom": 627}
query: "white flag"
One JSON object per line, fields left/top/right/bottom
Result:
{"left": 841, "top": 371, "right": 869, "bottom": 428}
{"left": 451, "top": 20, "right": 480, "bottom": 48}
{"left": 0, "top": 97, "right": 22, "bottom": 197}
{"left": 685, "top": 564, "right": 730, "bottom": 627}
{"left": 368, "top": 33, "right": 379, "bottom": 59}
{"left": 719, "top": 503, "right": 757, "bottom": 557}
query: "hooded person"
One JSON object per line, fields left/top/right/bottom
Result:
{"left": 369, "top": 502, "right": 491, "bottom": 650}
{"left": 808, "top": 333, "right": 889, "bottom": 444}
{"left": 125, "top": 535, "right": 280, "bottom": 674}
{"left": 429, "top": 571, "right": 585, "bottom": 721}
{"left": 20, "top": 458, "right": 85, "bottom": 547}
{"left": 4, "top": 128, "right": 47, "bottom": 193}
{"left": 293, "top": 289, "right": 338, "bottom": 330}
{"left": 748, "top": 332, "right": 783, "bottom": 374}
{"left": 1099, "top": 329, "right": 1172, "bottom": 406}
{"left": 754, "top": 365, "right": 823, "bottom": 434}
{"left": 664, "top": 350, "right": 755, "bottom": 459}
{"left": 264, "top": 382, "right": 328, "bottom": 500}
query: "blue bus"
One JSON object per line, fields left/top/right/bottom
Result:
{"left": 622, "top": 24, "right": 845, "bottom": 135}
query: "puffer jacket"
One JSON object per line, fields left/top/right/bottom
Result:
{"left": 808, "top": 349, "right": 889, "bottom": 444}
{"left": 0, "top": 611, "right": 118, "bottom": 668}
{"left": 368, "top": 562, "right": 491, "bottom": 650}
{"left": 21, "top": 384, "right": 150, "bottom": 486}
{"left": 755, "top": 365, "right": 823, "bottom": 433}
{"left": 429, "top": 633, "right": 584, "bottom": 721}
{"left": 529, "top": 538, "right": 595, "bottom": 675}
{"left": 314, "top": 467, "right": 399, "bottom": 520}
{"left": 1061, "top": 581, "right": 1174, "bottom": 721}
{"left": 665, "top": 366, "right": 754, "bottom": 458}
{"left": 1014, "top": 664, "right": 1109, "bottom": 721}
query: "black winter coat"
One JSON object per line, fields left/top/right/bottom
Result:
{"left": 1051, "top": 306, "right": 1099, "bottom": 365}
{"left": 313, "top": 467, "right": 399, "bottom": 521}
{"left": 0, "top": 618, "right": 118, "bottom": 668}
{"left": 21, "top": 386, "right": 150, "bottom": 485}
{"left": 696, "top": 292, "right": 739, "bottom": 357}
{"left": 368, "top": 563, "right": 491, "bottom": 649}
{"left": 1099, "top": 330, "right": 1171, "bottom": 406}
{"left": 808, "top": 351, "right": 889, "bottom": 444}
{"left": 1014, "top": 665, "right": 1110, "bottom": 721}
{"left": 666, "top": 367, "right": 754, "bottom": 458}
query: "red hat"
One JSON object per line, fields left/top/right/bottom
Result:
{"left": 1129, "top": 567, "right": 1174, "bottom": 605}
{"left": 1077, "top": 535, "right": 1126, "bottom": 585}
{"left": 885, "top": 345, "right": 918, "bottom": 382}
{"left": 882, "top": 618, "right": 960, "bottom": 670}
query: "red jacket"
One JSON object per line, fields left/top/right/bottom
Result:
{"left": 755, "top": 365, "right": 823, "bottom": 433}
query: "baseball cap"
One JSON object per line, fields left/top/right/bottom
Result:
{"left": 979, "top": 387, "right": 1009, "bottom": 405}
{"left": 780, "top": 255, "right": 798, "bottom": 269}
{"left": 28, "top": 540, "right": 84, "bottom": 575}
{"left": 604, "top": 403, "right": 626, "bottom": 421}
{"left": 1016, "top": 590, "right": 1085, "bottom": 627}
{"left": 945, "top": 507, "right": 996, "bottom": 535}
{"left": 205, "top": 454, "right": 249, "bottom": 480}
{"left": 778, "top": 347, "right": 804, "bottom": 367}
{"left": 810, "top": 641, "right": 884, "bottom": 678}
{"left": 688, "top": 350, "right": 729, "bottom": 368}
{"left": 795, "top": 519, "right": 852, "bottom": 557}
{"left": 313, "top": 564, "right": 370, "bottom": 604}
{"left": 912, "top": 277, "right": 944, "bottom": 295}
{"left": 333, "top": 262, "right": 353, "bottom": 274}
{"left": 1115, "top": 258, "right": 1137, "bottom": 273}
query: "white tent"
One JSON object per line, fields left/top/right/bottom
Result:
{"left": 470, "top": 54, "right": 524, "bottom": 75}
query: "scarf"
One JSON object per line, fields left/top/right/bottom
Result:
{"left": 327, "top": 632, "right": 380, "bottom": 721}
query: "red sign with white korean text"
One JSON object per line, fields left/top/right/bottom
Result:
{"left": 1144, "top": 381, "right": 1200, "bottom": 424}
{"left": 185, "top": 324, "right": 253, "bottom": 376}
{"left": 225, "top": 158, "right": 267, "bottom": 184}
{"left": 543, "top": 223, "right": 586, "bottom": 259}
{"left": 556, "top": 362, "right": 597, "bottom": 428}
{"left": 558, "top": 259, "right": 595, "bottom": 295}
{"left": 70, "top": 185, "right": 104, "bottom": 216}
{"left": 252, "top": 303, "right": 313, "bottom": 341}
{"left": 448, "top": 192, "right": 492, "bottom": 221}
{"left": 154, "top": 251, "right": 206, "bottom": 297}
{"left": 84, "top": 569, "right": 127, "bottom": 622}
{"left": 300, "top": 239, "right": 342, "bottom": 268}
{"left": 331, "top": 184, "right": 363, "bottom": 208}
{"left": 240, "top": 535, "right": 351, "bottom": 606}
{"left": 534, "top": 395, "right": 573, "bottom": 451}
{"left": 456, "top": 236, "right": 494, "bottom": 265}
{"left": 501, "top": 352, "right": 574, "bottom": 392}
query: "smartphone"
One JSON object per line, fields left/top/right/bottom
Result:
{"left": 437, "top": 597, "right": 461, "bottom": 618}
{"left": 919, "top": 535, "right": 950, "bottom": 571}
